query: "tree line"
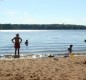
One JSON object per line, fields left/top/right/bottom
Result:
{"left": 0, "top": 24, "right": 86, "bottom": 30}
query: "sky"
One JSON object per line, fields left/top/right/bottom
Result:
{"left": 0, "top": 0, "right": 86, "bottom": 25}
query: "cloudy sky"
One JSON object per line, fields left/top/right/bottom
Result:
{"left": 0, "top": 0, "right": 86, "bottom": 25}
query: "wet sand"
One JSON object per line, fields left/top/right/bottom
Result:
{"left": 0, "top": 56, "right": 86, "bottom": 80}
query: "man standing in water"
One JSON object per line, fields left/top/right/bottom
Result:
{"left": 12, "top": 34, "right": 22, "bottom": 58}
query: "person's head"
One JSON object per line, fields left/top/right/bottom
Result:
{"left": 70, "top": 45, "right": 73, "bottom": 48}
{"left": 16, "top": 34, "right": 19, "bottom": 37}
{"left": 26, "top": 40, "right": 28, "bottom": 42}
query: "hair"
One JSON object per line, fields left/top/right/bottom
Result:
{"left": 26, "top": 40, "right": 28, "bottom": 41}
{"left": 16, "top": 34, "right": 19, "bottom": 37}
{"left": 70, "top": 45, "right": 73, "bottom": 47}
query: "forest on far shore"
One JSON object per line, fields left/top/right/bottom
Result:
{"left": 0, "top": 24, "right": 86, "bottom": 30}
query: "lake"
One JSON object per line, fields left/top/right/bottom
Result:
{"left": 0, "top": 30, "right": 86, "bottom": 56}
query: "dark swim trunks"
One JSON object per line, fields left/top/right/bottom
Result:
{"left": 14, "top": 43, "right": 20, "bottom": 48}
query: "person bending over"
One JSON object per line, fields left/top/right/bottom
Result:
{"left": 68, "top": 45, "right": 73, "bottom": 54}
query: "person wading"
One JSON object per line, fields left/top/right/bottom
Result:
{"left": 12, "top": 34, "right": 22, "bottom": 58}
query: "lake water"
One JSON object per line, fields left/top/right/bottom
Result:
{"left": 0, "top": 30, "right": 86, "bottom": 56}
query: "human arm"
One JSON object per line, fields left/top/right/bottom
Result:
{"left": 12, "top": 38, "right": 15, "bottom": 43}
{"left": 19, "top": 38, "right": 22, "bottom": 43}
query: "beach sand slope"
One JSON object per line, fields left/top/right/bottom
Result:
{"left": 0, "top": 56, "right": 86, "bottom": 80}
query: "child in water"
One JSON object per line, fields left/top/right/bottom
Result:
{"left": 68, "top": 45, "right": 73, "bottom": 54}
{"left": 25, "top": 40, "right": 28, "bottom": 46}
{"left": 64, "top": 45, "right": 73, "bottom": 57}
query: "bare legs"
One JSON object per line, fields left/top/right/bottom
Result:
{"left": 15, "top": 48, "right": 20, "bottom": 58}
{"left": 18, "top": 48, "right": 19, "bottom": 56}
{"left": 15, "top": 48, "right": 17, "bottom": 56}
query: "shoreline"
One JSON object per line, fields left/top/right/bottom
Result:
{"left": 0, "top": 52, "right": 86, "bottom": 60}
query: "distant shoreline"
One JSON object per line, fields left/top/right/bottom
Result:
{"left": 0, "top": 24, "right": 86, "bottom": 30}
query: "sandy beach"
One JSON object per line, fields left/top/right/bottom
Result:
{"left": 0, "top": 55, "right": 86, "bottom": 80}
